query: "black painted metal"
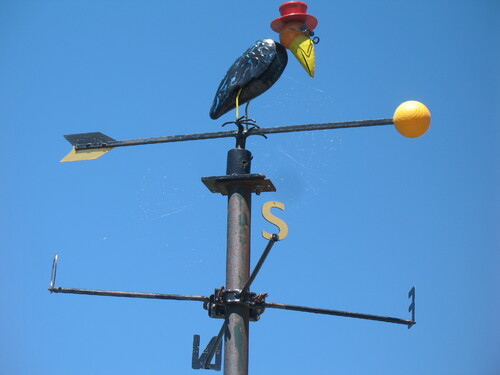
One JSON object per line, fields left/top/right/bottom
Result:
{"left": 408, "top": 286, "right": 416, "bottom": 328}
{"left": 192, "top": 323, "right": 224, "bottom": 371}
{"left": 64, "top": 118, "right": 393, "bottom": 150}
{"left": 64, "top": 132, "right": 116, "bottom": 147}
{"left": 48, "top": 287, "right": 208, "bottom": 302}
{"left": 264, "top": 302, "right": 416, "bottom": 327}
{"left": 204, "top": 288, "right": 266, "bottom": 322}
{"left": 201, "top": 174, "right": 275, "bottom": 196}
{"left": 226, "top": 149, "right": 252, "bottom": 175}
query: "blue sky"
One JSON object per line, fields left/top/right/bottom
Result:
{"left": 1, "top": 1, "right": 498, "bottom": 374}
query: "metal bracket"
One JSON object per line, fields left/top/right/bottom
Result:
{"left": 192, "top": 332, "right": 223, "bottom": 371}
{"left": 408, "top": 286, "right": 416, "bottom": 328}
{"left": 201, "top": 174, "right": 275, "bottom": 196}
{"left": 204, "top": 288, "right": 267, "bottom": 321}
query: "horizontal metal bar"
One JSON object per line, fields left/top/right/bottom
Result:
{"left": 72, "top": 118, "right": 393, "bottom": 150}
{"left": 102, "top": 130, "right": 239, "bottom": 149}
{"left": 251, "top": 118, "right": 393, "bottom": 136}
{"left": 49, "top": 287, "right": 209, "bottom": 303}
{"left": 263, "top": 301, "right": 415, "bottom": 327}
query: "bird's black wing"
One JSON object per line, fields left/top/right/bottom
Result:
{"left": 209, "top": 39, "right": 288, "bottom": 120}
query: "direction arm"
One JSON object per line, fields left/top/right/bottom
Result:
{"left": 263, "top": 301, "right": 416, "bottom": 327}
{"left": 61, "top": 118, "right": 393, "bottom": 162}
{"left": 48, "top": 253, "right": 209, "bottom": 302}
{"left": 49, "top": 286, "right": 209, "bottom": 302}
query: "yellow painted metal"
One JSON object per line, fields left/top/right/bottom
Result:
{"left": 261, "top": 201, "right": 288, "bottom": 241}
{"left": 60, "top": 147, "right": 113, "bottom": 162}
{"left": 393, "top": 101, "right": 431, "bottom": 138}
{"left": 289, "top": 34, "right": 315, "bottom": 78}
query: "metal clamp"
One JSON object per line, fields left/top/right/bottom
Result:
{"left": 204, "top": 287, "right": 267, "bottom": 321}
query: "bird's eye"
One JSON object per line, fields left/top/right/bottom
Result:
{"left": 299, "top": 25, "right": 307, "bottom": 31}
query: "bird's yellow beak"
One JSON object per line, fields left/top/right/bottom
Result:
{"left": 279, "top": 22, "right": 315, "bottom": 78}
{"left": 289, "top": 33, "right": 315, "bottom": 77}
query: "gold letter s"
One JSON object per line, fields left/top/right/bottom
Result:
{"left": 261, "top": 201, "right": 288, "bottom": 241}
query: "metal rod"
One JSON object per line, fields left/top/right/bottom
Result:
{"left": 105, "top": 130, "right": 238, "bottom": 148}
{"left": 263, "top": 302, "right": 415, "bottom": 327}
{"left": 240, "top": 235, "right": 278, "bottom": 297}
{"left": 251, "top": 118, "right": 393, "bottom": 136}
{"left": 71, "top": 119, "right": 393, "bottom": 150}
{"left": 203, "top": 322, "right": 226, "bottom": 369}
{"left": 48, "top": 287, "right": 209, "bottom": 302}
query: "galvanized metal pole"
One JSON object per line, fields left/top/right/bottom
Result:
{"left": 224, "top": 148, "right": 252, "bottom": 375}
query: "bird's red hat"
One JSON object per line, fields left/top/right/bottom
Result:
{"left": 270, "top": 1, "right": 318, "bottom": 33}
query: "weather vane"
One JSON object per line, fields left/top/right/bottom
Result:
{"left": 50, "top": 2, "right": 430, "bottom": 374}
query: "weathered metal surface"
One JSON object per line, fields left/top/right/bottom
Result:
{"left": 222, "top": 146, "right": 254, "bottom": 375}
{"left": 204, "top": 288, "right": 266, "bottom": 322}
{"left": 201, "top": 174, "right": 275, "bottom": 196}
{"left": 48, "top": 287, "right": 208, "bottom": 302}
{"left": 226, "top": 148, "right": 252, "bottom": 175}
{"left": 224, "top": 185, "right": 251, "bottom": 375}
{"left": 49, "top": 254, "right": 209, "bottom": 302}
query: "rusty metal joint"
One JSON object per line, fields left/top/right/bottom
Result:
{"left": 204, "top": 288, "right": 267, "bottom": 321}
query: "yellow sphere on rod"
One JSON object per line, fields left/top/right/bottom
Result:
{"left": 393, "top": 100, "right": 431, "bottom": 138}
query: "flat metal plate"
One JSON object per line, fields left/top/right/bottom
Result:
{"left": 64, "top": 132, "right": 115, "bottom": 147}
{"left": 60, "top": 147, "right": 113, "bottom": 162}
{"left": 201, "top": 174, "right": 276, "bottom": 195}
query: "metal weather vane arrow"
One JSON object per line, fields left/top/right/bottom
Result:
{"left": 60, "top": 108, "right": 431, "bottom": 163}
{"left": 60, "top": 118, "right": 395, "bottom": 162}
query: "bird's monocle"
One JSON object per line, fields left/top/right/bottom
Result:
{"left": 209, "top": 1, "right": 318, "bottom": 149}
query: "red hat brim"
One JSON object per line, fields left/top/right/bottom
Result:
{"left": 270, "top": 13, "right": 318, "bottom": 33}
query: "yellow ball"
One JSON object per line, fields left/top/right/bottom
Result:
{"left": 393, "top": 100, "right": 431, "bottom": 138}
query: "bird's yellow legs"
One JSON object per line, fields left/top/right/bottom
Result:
{"left": 235, "top": 87, "right": 243, "bottom": 119}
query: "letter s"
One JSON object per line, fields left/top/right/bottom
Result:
{"left": 261, "top": 201, "right": 288, "bottom": 241}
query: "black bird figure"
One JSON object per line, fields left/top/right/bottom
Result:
{"left": 209, "top": 1, "right": 318, "bottom": 126}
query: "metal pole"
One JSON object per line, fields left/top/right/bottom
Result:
{"left": 224, "top": 148, "right": 252, "bottom": 375}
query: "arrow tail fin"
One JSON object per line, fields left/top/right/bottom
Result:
{"left": 60, "top": 132, "right": 115, "bottom": 162}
